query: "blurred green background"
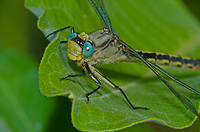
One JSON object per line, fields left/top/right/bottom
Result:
{"left": 0, "top": 0, "right": 200, "bottom": 132}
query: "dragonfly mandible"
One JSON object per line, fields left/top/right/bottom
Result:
{"left": 46, "top": 0, "right": 200, "bottom": 117}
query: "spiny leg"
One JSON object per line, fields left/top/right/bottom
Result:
{"left": 115, "top": 86, "right": 149, "bottom": 110}
{"left": 85, "top": 73, "right": 102, "bottom": 102}
{"left": 60, "top": 74, "right": 89, "bottom": 81}
{"left": 60, "top": 73, "right": 101, "bottom": 102}
{"left": 60, "top": 41, "right": 68, "bottom": 44}
{"left": 46, "top": 26, "right": 75, "bottom": 38}
{"left": 61, "top": 63, "right": 149, "bottom": 110}
{"left": 88, "top": 64, "right": 149, "bottom": 110}
{"left": 82, "top": 63, "right": 102, "bottom": 102}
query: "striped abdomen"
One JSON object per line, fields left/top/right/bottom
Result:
{"left": 136, "top": 50, "right": 200, "bottom": 70}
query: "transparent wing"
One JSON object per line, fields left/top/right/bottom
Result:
{"left": 88, "top": 0, "right": 119, "bottom": 36}
{"left": 120, "top": 40, "right": 200, "bottom": 117}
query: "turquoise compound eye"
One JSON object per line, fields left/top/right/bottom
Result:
{"left": 83, "top": 42, "right": 93, "bottom": 57}
{"left": 67, "top": 33, "right": 77, "bottom": 41}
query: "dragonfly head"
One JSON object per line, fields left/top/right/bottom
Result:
{"left": 67, "top": 32, "right": 94, "bottom": 62}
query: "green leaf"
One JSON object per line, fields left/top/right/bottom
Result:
{"left": 0, "top": 48, "right": 55, "bottom": 132}
{"left": 25, "top": 0, "right": 200, "bottom": 131}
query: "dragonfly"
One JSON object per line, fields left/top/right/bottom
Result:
{"left": 46, "top": 0, "right": 200, "bottom": 117}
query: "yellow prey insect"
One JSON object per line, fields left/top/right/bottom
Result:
{"left": 46, "top": 0, "right": 200, "bottom": 117}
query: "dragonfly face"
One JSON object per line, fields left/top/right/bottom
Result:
{"left": 67, "top": 32, "right": 94, "bottom": 63}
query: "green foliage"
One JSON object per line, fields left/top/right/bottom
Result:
{"left": 0, "top": 49, "right": 55, "bottom": 132}
{"left": 25, "top": 0, "right": 200, "bottom": 131}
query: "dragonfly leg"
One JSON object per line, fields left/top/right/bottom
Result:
{"left": 60, "top": 72, "right": 101, "bottom": 102}
{"left": 60, "top": 41, "right": 68, "bottom": 44}
{"left": 60, "top": 74, "right": 89, "bottom": 81}
{"left": 80, "top": 63, "right": 103, "bottom": 102}
{"left": 114, "top": 86, "right": 149, "bottom": 110}
{"left": 46, "top": 26, "right": 75, "bottom": 38}
{"left": 86, "top": 72, "right": 102, "bottom": 102}
{"left": 86, "top": 85, "right": 101, "bottom": 102}
{"left": 87, "top": 64, "right": 149, "bottom": 110}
